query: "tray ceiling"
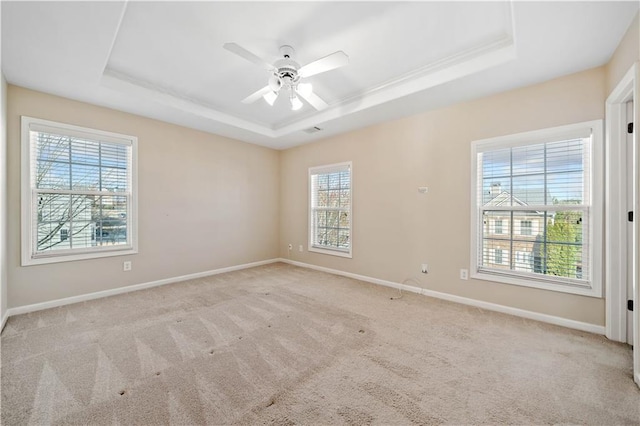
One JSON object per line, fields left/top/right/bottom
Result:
{"left": 2, "top": 1, "right": 638, "bottom": 149}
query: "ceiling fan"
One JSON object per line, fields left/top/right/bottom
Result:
{"left": 223, "top": 43, "right": 349, "bottom": 111}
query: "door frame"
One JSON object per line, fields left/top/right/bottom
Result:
{"left": 634, "top": 63, "right": 640, "bottom": 387}
{"left": 605, "top": 62, "right": 639, "bottom": 387}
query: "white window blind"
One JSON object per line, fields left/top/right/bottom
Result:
{"left": 470, "top": 121, "right": 603, "bottom": 297}
{"left": 22, "top": 117, "right": 138, "bottom": 265}
{"left": 309, "top": 162, "right": 352, "bottom": 257}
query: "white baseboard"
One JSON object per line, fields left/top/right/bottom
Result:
{"left": 278, "top": 258, "right": 606, "bottom": 335}
{"left": 4, "top": 258, "right": 280, "bottom": 319}
{"left": 3, "top": 257, "right": 606, "bottom": 336}
{"left": 1, "top": 311, "right": 8, "bottom": 333}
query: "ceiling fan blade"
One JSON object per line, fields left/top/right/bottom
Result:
{"left": 223, "top": 43, "right": 275, "bottom": 71}
{"left": 298, "top": 51, "right": 349, "bottom": 78}
{"left": 298, "top": 88, "right": 329, "bottom": 111}
{"left": 242, "top": 86, "right": 273, "bottom": 104}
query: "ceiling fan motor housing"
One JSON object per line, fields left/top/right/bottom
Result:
{"left": 273, "top": 45, "right": 301, "bottom": 91}
{"left": 279, "top": 45, "right": 295, "bottom": 58}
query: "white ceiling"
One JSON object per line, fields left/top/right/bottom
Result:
{"left": 2, "top": 1, "right": 638, "bottom": 149}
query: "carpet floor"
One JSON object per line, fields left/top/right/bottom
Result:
{"left": 1, "top": 262, "right": 639, "bottom": 425}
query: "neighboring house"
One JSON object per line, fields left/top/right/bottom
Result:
{"left": 482, "top": 183, "right": 546, "bottom": 273}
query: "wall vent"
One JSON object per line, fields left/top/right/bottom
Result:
{"left": 303, "top": 126, "right": 323, "bottom": 134}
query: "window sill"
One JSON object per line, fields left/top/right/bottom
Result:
{"left": 308, "top": 245, "right": 352, "bottom": 258}
{"left": 471, "top": 269, "right": 602, "bottom": 298}
{"left": 23, "top": 247, "right": 137, "bottom": 266}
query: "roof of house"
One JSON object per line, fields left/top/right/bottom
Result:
{"left": 484, "top": 189, "right": 549, "bottom": 209}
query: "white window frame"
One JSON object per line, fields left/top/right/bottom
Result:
{"left": 308, "top": 161, "right": 352, "bottom": 258}
{"left": 470, "top": 120, "right": 603, "bottom": 297}
{"left": 21, "top": 116, "right": 138, "bottom": 265}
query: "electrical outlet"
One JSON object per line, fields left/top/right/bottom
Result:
{"left": 298, "top": 245, "right": 303, "bottom": 252}
{"left": 288, "top": 243, "right": 292, "bottom": 250}
{"left": 421, "top": 264, "right": 428, "bottom": 274}
{"left": 123, "top": 261, "right": 132, "bottom": 272}
{"left": 460, "top": 269, "right": 468, "bottom": 280}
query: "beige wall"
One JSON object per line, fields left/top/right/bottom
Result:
{"left": 280, "top": 67, "right": 606, "bottom": 326}
{"left": 6, "top": 86, "right": 280, "bottom": 308}
{"left": 606, "top": 12, "right": 639, "bottom": 96}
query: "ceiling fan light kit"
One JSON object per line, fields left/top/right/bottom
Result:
{"left": 290, "top": 95, "right": 303, "bottom": 111}
{"left": 263, "top": 90, "right": 277, "bottom": 106}
{"left": 268, "top": 74, "right": 281, "bottom": 92}
{"left": 224, "top": 43, "right": 349, "bottom": 112}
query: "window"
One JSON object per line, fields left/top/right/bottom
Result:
{"left": 489, "top": 246, "right": 509, "bottom": 266}
{"left": 494, "top": 219, "right": 503, "bottom": 234}
{"left": 309, "top": 162, "right": 352, "bottom": 258}
{"left": 520, "top": 220, "right": 532, "bottom": 236}
{"left": 515, "top": 251, "right": 533, "bottom": 272}
{"left": 21, "top": 116, "right": 138, "bottom": 265}
{"left": 470, "top": 120, "right": 603, "bottom": 297}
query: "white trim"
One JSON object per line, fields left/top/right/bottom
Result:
{"left": 100, "top": 3, "right": 516, "bottom": 141}
{"left": 472, "top": 126, "right": 592, "bottom": 152}
{"left": 308, "top": 161, "right": 353, "bottom": 259}
{"left": 21, "top": 116, "right": 139, "bottom": 266}
{"left": 101, "top": 69, "right": 272, "bottom": 137}
{"left": 24, "top": 249, "right": 139, "bottom": 266}
{"left": 605, "top": 63, "right": 636, "bottom": 342}
{"left": 607, "top": 64, "right": 637, "bottom": 104}
{"left": 3, "top": 259, "right": 279, "bottom": 318}
{"left": 633, "top": 63, "right": 640, "bottom": 390}
{"left": 308, "top": 246, "right": 352, "bottom": 258}
{"left": 100, "top": 1, "right": 129, "bottom": 75}
{"left": 3, "top": 257, "right": 605, "bottom": 336}
{"left": 470, "top": 120, "right": 604, "bottom": 298}
{"left": 471, "top": 269, "right": 597, "bottom": 297}
{"left": 1, "top": 312, "right": 8, "bottom": 333}
{"left": 279, "top": 258, "right": 605, "bottom": 335}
